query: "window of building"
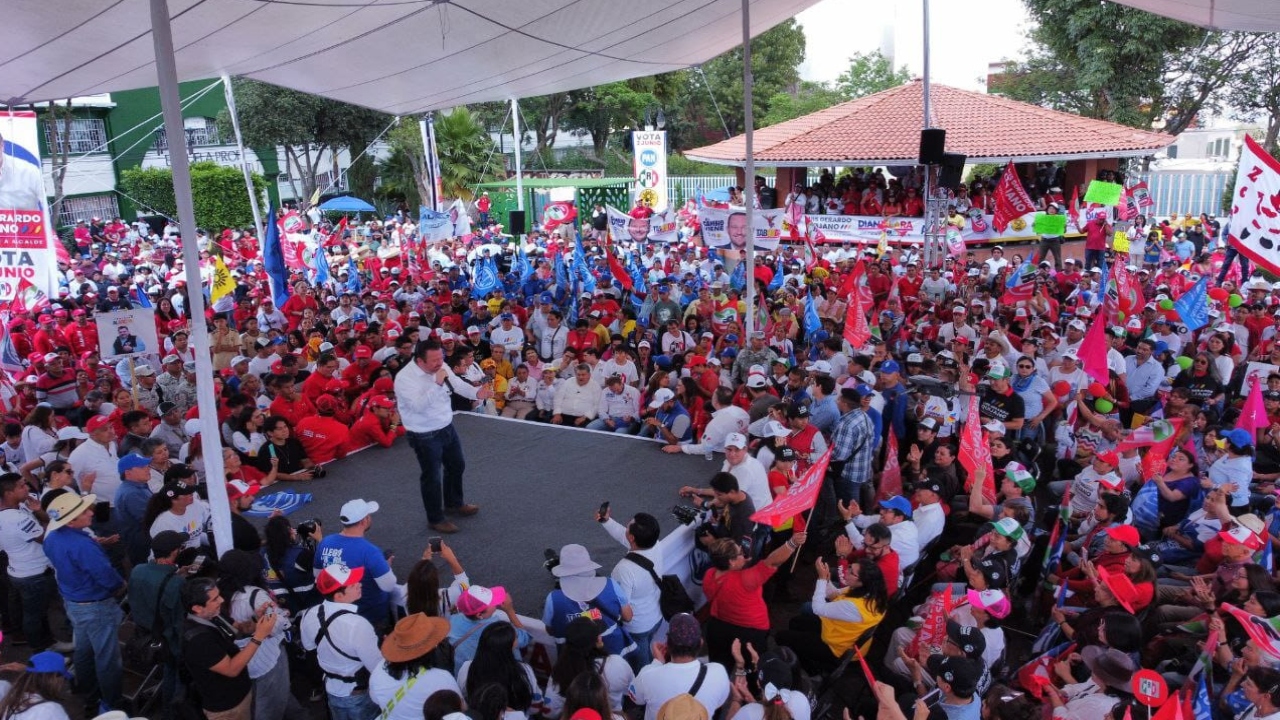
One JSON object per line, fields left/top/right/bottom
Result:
{"left": 1166, "top": 145, "right": 1179, "bottom": 159}
{"left": 57, "top": 194, "right": 121, "bottom": 227}
{"left": 42, "top": 117, "right": 108, "bottom": 155}
{"left": 153, "top": 117, "right": 222, "bottom": 151}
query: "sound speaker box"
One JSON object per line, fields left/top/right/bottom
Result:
{"left": 919, "top": 128, "right": 946, "bottom": 165}
{"left": 509, "top": 210, "right": 526, "bottom": 233}
{"left": 938, "top": 153, "right": 967, "bottom": 190}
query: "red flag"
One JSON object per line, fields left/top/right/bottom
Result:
{"left": 1140, "top": 419, "right": 1185, "bottom": 478}
{"left": 839, "top": 259, "right": 866, "bottom": 300}
{"left": 843, "top": 284, "right": 871, "bottom": 349}
{"left": 7, "top": 278, "right": 49, "bottom": 316}
{"left": 958, "top": 394, "right": 996, "bottom": 503}
{"left": 1220, "top": 603, "right": 1280, "bottom": 659}
{"left": 541, "top": 201, "right": 578, "bottom": 231}
{"left": 803, "top": 218, "right": 820, "bottom": 271}
{"left": 992, "top": 162, "right": 1035, "bottom": 232}
{"left": 908, "top": 590, "right": 952, "bottom": 657}
{"left": 607, "top": 252, "right": 633, "bottom": 291}
{"left": 1078, "top": 314, "right": 1111, "bottom": 387}
{"left": 749, "top": 447, "right": 831, "bottom": 526}
{"left": 880, "top": 429, "right": 902, "bottom": 499}
{"left": 1114, "top": 262, "right": 1144, "bottom": 317}
{"left": 1067, "top": 186, "right": 1082, "bottom": 231}
{"left": 1017, "top": 642, "right": 1076, "bottom": 699}
{"left": 1000, "top": 282, "right": 1035, "bottom": 305}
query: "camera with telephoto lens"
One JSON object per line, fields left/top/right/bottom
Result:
{"left": 297, "top": 518, "right": 322, "bottom": 548}
{"left": 672, "top": 504, "right": 702, "bottom": 526}
{"left": 543, "top": 548, "right": 560, "bottom": 573}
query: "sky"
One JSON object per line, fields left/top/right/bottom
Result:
{"left": 795, "top": 0, "right": 1032, "bottom": 91}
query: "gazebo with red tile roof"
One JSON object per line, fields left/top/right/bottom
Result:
{"left": 685, "top": 80, "right": 1174, "bottom": 191}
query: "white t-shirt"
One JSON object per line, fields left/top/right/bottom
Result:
{"left": 149, "top": 505, "right": 210, "bottom": 548}
{"left": 457, "top": 660, "right": 539, "bottom": 712}
{"left": 629, "top": 660, "right": 731, "bottom": 720}
{"left": 5, "top": 697, "right": 68, "bottom": 720}
{"left": 0, "top": 507, "right": 50, "bottom": 578}
{"left": 370, "top": 664, "right": 461, "bottom": 720}
{"left": 544, "top": 655, "right": 635, "bottom": 715}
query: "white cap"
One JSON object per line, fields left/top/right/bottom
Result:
{"left": 983, "top": 420, "right": 1007, "bottom": 435}
{"left": 746, "top": 373, "right": 768, "bottom": 388}
{"left": 184, "top": 418, "right": 202, "bottom": 437}
{"left": 318, "top": 342, "right": 335, "bottom": 353}
{"left": 762, "top": 420, "right": 790, "bottom": 438}
{"left": 648, "top": 388, "right": 675, "bottom": 409}
{"left": 805, "top": 360, "right": 833, "bottom": 374}
{"left": 339, "top": 499, "right": 380, "bottom": 525}
{"left": 724, "top": 432, "right": 748, "bottom": 449}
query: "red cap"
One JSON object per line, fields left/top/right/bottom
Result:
{"left": 354, "top": 345, "right": 373, "bottom": 360}
{"left": 1095, "top": 450, "right": 1120, "bottom": 467}
{"left": 86, "top": 415, "right": 111, "bottom": 433}
{"left": 372, "top": 377, "right": 394, "bottom": 394}
{"left": 370, "top": 396, "right": 396, "bottom": 410}
{"left": 1104, "top": 524, "right": 1140, "bottom": 547}
{"left": 1097, "top": 566, "right": 1138, "bottom": 613}
{"left": 315, "top": 395, "right": 340, "bottom": 414}
{"left": 325, "top": 379, "right": 348, "bottom": 394}
{"left": 270, "top": 360, "right": 285, "bottom": 375}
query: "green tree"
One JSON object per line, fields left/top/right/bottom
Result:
{"left": 565, "top": 81, "right": 658, "bottom": 159}
{"left": 118, "top": 163, "right": 267, "bottom": 230}
{"left": 217, "top": 78, "right": 390, "bottom": 209}
{"left": 435, "top": 108, "right": 503, "bottom": 201}
{"left": 759, "top": 81, "right": 848, "bottom": 126}
{"left": 1229, "top": 43, "right": 1280, "bottom": 153}
{"left": 835, "top": 50, "right": 911, "bottom": 100}
{"left": 995, "top": 0, "right": 1260, "bottom": 135}
{"left": 682, "top": 19, "right": 807, "bottom": 138}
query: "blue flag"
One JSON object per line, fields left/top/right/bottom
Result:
{"left": 262, "top": 208, "right": 292, "bottom": 307}
{"left": 473, "top": 256, "right": 500, "bottom": 298}
{"left": 345, "top": 256, "right": 361, "bottom": 294}
{"left": 1174, "top": 276, "right": 1210, "bottom": 332}
{"left": 768, "top": 257, "right": 784, "bottom": 292}
{"left": 515, "top": 249, "right": 533, "bottom": 284}
{"left": 730, "top": 260, "right": 747, "bottom": 292}
{"left": 803, "top": 291, "right": 822, "bottom": 338}
{"left": 313, "top": 243, "right": 332, "bottom": 287}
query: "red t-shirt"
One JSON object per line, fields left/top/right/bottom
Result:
{"left": 295, "top": 416, "right": 350, "bottom": 464}
{"left": 702, "top": 562, "right": 776, "bottom": 630}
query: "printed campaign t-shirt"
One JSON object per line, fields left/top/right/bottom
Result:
{"left": 313, "top": 534, "right": 392, "bottom": 625}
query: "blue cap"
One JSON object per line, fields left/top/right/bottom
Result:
{"left": 879, "top": 360, "right": 901, "bottom": 374}
{"left": 725, "top": 333, "right": 739, "bottom": 343}
{"left": 1221, "top": 428, "right": 1255, "bottom": 449}
{"left": 118, "top": 453, "right": 151, "bottom": 474}
{"left": 269, "top": 337, "right": 287, "bottom": 346}
{"left": 855, "top": 383, "right": 874, "bottom": 396}
{"left": 654, "top": 355, "right": 673, "bottom": 370}
{"left": 721, "top": 348, "right": 738, "bottom": 359}
{"left": 499, "top": 313, "right": 515, "bottom": 321}
{"left": 26, "top": 651, "right": 70, "bottom": 678}
{"left": 880, "top": 495, "right": 913, "bottom": 518}
{"left": 812, "top": 330, "right": 830, "bottom": 341}
{"left": 539, "top": 292, "right": 553, "bottom": 303}
{"left": 1153, "top": 340, "right": 1169, "bottom": 355}
{"left": 657, "top": 284, "right": 670, "bottom": 292}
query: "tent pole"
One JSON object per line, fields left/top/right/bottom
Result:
{"left": 922, "top": 0, "right": 932, "bottom": 128}
{"left": 512, "top": 99, "right": 524, "bottom": 213}
{"left": 741, "top": 0, "right": 756, "bottom": 337}
{"left": 152, "top": 0, "right": 232, "bottom": 556}
{"left": 221, "top": 74, "right": 265, "bottom": 244}
{"left": 419, "top": 113, "right": 442, "bottom": 212}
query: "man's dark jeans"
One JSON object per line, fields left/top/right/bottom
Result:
{"left": 407, "top": 425, "right": 467, "bottom": 524}
{"left": 10, "top": 572, "right": 54, "bottom": 650}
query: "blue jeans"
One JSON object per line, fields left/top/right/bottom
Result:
{"left": 626, "top": 620, "right": 662, "bottom": 673}
{"left": 586, "top": 418, "right": 635, "bottom": 433}
{"left": 327, "top": 692, "right": 378, "bottom": 720}
{"left": 1084, "top": 248, "right": 1106, "bottom": 273}
{"left": 64, "top": 598, "right": 124, "bottom": 709}
{"left": 407, "top": 425, "right": 467, "bottom": 524}
{"left": 1218, "top": 245, "right": 1250, "bottom": 284}
{"left": 10, "top": 572, "right": 54, "bottom": 650}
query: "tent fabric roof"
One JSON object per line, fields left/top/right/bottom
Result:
{"left": 476, "top": 177, "right": 633, "bottom": 190}
{"left": 684, "top": 80, "right": 1175, "bottom": 167}
{"left": 1109, "top": 0, "right": 1280, "bottom": 30}
{"left": 1, "top": 0, "right": 820, "bottom": 114}
{"left": 319, "top": 196, "right": 376, "bottom": 212}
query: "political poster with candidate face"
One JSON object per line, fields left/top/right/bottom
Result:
{"left": 98, "top": 308, "right": 159, "bottom": 362}
{"left": 606, "top": 206, "right": 680, "bottom": 245}
{"left": 0, "top": 111, "right": 61, "bottom": 304}
{"left": 699, "top": 207, "right": 786, "bottom": 251}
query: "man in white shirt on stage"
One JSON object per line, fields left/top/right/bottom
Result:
{"left": 394, "top": 339, "right": 492, "bottom": 534}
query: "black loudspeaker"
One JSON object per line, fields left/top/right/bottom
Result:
{"left": 938, "top": 152, "right": 967, "bottom": 190}
{"left": 509, "top": 210, "right": 526, "bottom": 233}
{"left": 919, "top": 128, "right": 946, "bottom": 165}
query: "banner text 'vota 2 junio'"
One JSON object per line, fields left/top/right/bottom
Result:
{"left": 0, "top": 111, "right": 61, "bottom": 303}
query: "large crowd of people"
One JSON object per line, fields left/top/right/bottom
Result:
{"left": 0, "top": 172, "right": 1276, "bottom": 720}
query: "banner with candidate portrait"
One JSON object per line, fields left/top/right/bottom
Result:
{"left": 98, "top": 308, "right": 159, "bottom": 362}
{"left": 700, "top": 207, "right": 786, "bottom": 251}
{"left": 0, "top": 111, "right": 61, "bottom": 305}
{"left": 606, "top": 205, "right": 680, "bottom": 245}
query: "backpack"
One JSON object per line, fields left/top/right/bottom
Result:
{"left": 625, "top": 552, "right": 694, "bottom": 621}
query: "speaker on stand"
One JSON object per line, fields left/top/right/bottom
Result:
{"left": 509, "top": 210, "right": 526, "bottom": 235}
{"left": 918, "top": 128, "right": 946, "bottom": 165}
{"left": 938, "top": 153, "right": 967, "bottom": 191}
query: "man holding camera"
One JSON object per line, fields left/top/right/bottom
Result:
{"left": 180, "top": 577, "right": 278, "bottom": 720}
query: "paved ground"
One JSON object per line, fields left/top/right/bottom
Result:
{"left": 251, "top": 413, "right": 718, "bottom": 615}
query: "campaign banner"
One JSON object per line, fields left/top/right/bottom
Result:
{"left": 0, "top": 111, "right": 61, "bottom": 304}
{"left": 805, "top": 211, "right": 1049, "bottom": 245}
{"left": 700, "top": 207, "right": 786, "bottom": 251}
{"left": 606, "top": 205, "right": 679, "bottom": 245}
{"left": 632, "top": 131, "right": 668, "bottom": 211}
{"left": 1227, "top": 134, "right": 1280, "bottom": 276}
{"left": 98, "top": 308, "right": 159, "bottom": 362}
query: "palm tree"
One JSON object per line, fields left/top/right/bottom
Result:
{"left": 435, "top": 107, "right": 503, "bottom": 201}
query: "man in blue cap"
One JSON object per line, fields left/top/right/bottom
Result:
{"left": 877, "top": 359, "right": 909, "bottom": 440}
{"left": 838, "top": 494, "right": 920, "bottom": 569}
{"left": 113, "top": 453, "right": 154, "bottom": 566}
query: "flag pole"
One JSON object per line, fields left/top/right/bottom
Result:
{"left": 740, "top": 0, "right": 757, "bottom": 338}
{"left": 221, "top": 74, "right": 265, "bottom": 244}
{"left": 788, "top": 506, "right": 813, "bottom": 573}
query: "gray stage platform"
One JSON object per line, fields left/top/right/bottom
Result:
{"left": 252, "top": 413, "right": 717, "bottom": 614}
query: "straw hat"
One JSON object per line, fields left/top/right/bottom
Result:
{"left": 46, "top": 493, "right": 97, "bottom": 531}
{"left": 380, "top": 613, "right": 451, "bottom": 663}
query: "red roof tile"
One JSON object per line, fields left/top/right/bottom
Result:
{"left": 686, "top": 80, "right": 1174, "bottom": 166}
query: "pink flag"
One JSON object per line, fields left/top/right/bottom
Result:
{"left": 880, "top": 430, "right": 902, "bottom": 500}
{"left": 1238, "top": 377, "right": 1269, "bottom": 439}
{"left": 843, "top": 283, "right": 871, "bottom": 349}
{"left": 1078, "top": 314, "right": 1111, "bottom": 387}
{"left": 958, "top": 396, "right": 996, "bottom": 503}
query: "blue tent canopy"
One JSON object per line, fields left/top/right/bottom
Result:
{"left": 318, "top": 196, "right": 376, "bottom": 212}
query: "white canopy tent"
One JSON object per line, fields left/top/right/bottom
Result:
{"left": 1109, "top": 0, "right": 1280, "bottom": 31}
{"left": 4, "top": 0, "right": 818, "bottom": 554}
{"left": 2, "top": 0, "right": 819, "bottom": 111}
